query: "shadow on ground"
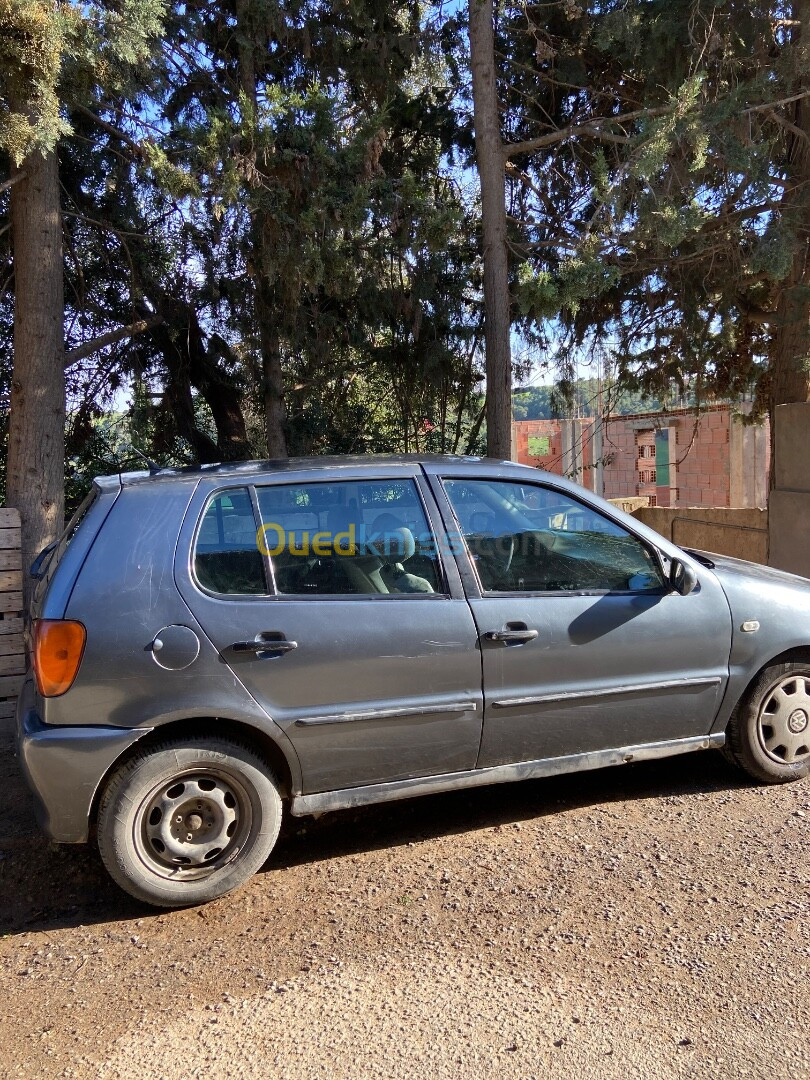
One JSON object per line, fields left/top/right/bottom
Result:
{"left": 0, "top": 730, "right": 749, "bottom": 936}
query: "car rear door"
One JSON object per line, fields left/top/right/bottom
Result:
{"left": 175, "top": 465, "right": 483, "bottom": 795}
{"left": 428, "top": 467, "right": 731, "bottom": 768}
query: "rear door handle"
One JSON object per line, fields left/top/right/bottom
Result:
{"left": 231, "top": 634, "right": 298, "bottom": 656}
{"left": 483, "top": 629, "right": 539, "bottom": 644}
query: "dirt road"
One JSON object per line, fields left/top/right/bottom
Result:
{"left": 1, "top": 730, "right": 807, "bottom": 1080}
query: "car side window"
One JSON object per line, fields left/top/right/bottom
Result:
{"left": 194, "top": 488, "right": 267, "bottom": 595}
{"left": 444, "top": 479, "right": 665, "bottom": 594}
{"left": 255, "top": 479, "right": 444, "bottom": 596}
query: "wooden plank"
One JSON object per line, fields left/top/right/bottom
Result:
{"left": 0, "top": 570, "right": 22, "bottom": 592}
{"left": 0, "top": 634, "right": 24, "bottom": 656}
{"left": 0, "top": 528, "right": 21, "bottom": 550}
{"left": 0, "top": 509, "right": 20, "bottom": 528}
{"left": 0, "top": 654, "right": 24, "bottom": 676}
{"left": 0, "top": 593, "right": 22, "bottom": 613}
{"left": 0, "top": 700, "right": 17, "bottom": 720}
{"left": 0, "top": 674, "right": 24, "bottom": 697}
{"left": 0, "top": 617, "right": 23, "bottom": 637}
{"left": 0, "top": 549, "right": 21, "bottom": 571}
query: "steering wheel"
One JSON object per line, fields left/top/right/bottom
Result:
{"left": 496, "top": 532, "right": 516, "bottom": 577}
{"left": 470, "top": 532, "right": 516, "bottom": 589}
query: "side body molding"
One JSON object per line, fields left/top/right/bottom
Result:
{"left": 290, "top": 733, "right": 726, "bottom": 816}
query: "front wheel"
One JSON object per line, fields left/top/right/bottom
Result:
{"left": 726, "top": 662, "right": 810, "bottom": 784}
{"left": 97, "top": 736, "right": 283, "bottom": 907}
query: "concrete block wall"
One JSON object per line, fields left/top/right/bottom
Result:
{"left": 769, "top": 402, "right": 810, "bottom": 579}
{"left": 634, "top": 506, "right": 768, "bottom": 565}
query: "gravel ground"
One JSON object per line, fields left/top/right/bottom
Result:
{"left": 0, "top": 730, "right": 808, "bottom": 1080}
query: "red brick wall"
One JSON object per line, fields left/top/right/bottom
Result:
{"left": 515, "top": 407, "right": 743, "bottom": 508}
{"left": 513, "top": 419, "right": 599, "bottom": 485}
{"left": 673, "top": 409, "right": 730, "bottom": 507}
{"left": 513, "top": 420, "right": 564, "bottom": 474}
{"left": 514, "top": 420, "right": 562, "bottom": 472}
{"left": 601, "top": 406, "right": 734, "bottom": 507}
{"left": 602, "top": 421, "right": 638, "bottom": 499}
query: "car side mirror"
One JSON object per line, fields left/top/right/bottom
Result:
{"left": 670, "top": 558, "right": 698, "bottom": 596}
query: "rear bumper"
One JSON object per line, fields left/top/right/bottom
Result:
{"left": 16, "top": 679, "right": 151, "bottom": 843}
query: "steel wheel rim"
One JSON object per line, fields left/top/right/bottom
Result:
{"left": 132, "top": 767, "right": 254, "bottom": 882}
{"left": 757, "top": 674, "right": 810, "bottom": 765}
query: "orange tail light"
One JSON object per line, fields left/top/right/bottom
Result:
{"left": 32, "top": 620, "right": 86, "bottom": 697}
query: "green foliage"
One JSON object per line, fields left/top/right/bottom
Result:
{"left": 496, "top": 0, "right": 810, "bottom": 414}
{"left": 0, "top": 0, "right": 164, "bottom": 163}
{"left": 6, "top": 0, "right": 803, "bottom": 512}
{"left": 143, "top": 0, "right": 482, "bottom": 456}
{"left": 0, "top": 0, "right": 484, "bottom": 495}
{"left": 0, "top": 0, "right": 74, "bottom": 162}
{"left": 513, "top": 379, "right": 667, "bottom": 421}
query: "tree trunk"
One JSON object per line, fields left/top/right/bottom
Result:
{"left": 205, "top": 336, "right": 252, "bottom": 460}
{"left": 469, "top": 0, "right": 512, "bottom": 460}
{"left": 6, "top": 148, "right": 66, "bottom": 607}
{"left": 236, "top": 0, "right": 288, "bottom": 460}
{"left": 258, "top": 298, "right": 289, "bottom": 459}
{"left": 768, "top": 0, "right": 810, "bottom": 489}
{"left": 160, "top": 364, "right": 221, "bottom": 465}
{"left": 143, "top": 300, "right": 251, "bottom": 462}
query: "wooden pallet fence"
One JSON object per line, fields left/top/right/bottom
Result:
{"left": 0, "top": 508, "right": 24, "bottom": 731}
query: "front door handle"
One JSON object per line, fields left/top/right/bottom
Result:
{"left": 483, "top": 629, "right": 539, "bottom": 644}
{"left": 231, "top": 635, "right": 298, "bottom": 656}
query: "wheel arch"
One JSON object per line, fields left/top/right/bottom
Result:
{"left": 728, "top": 645, "right": 810, "bottom": 721}
{"left": 723, "top": 645, "right": 810, "bottom": 782}
{"left": 88, "top": 715, "right": 299, "bottom": 832}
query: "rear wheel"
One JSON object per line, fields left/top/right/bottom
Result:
{"left": 97, "top": 736, "right": 282, "bottom": 907}
{"left": 726, "top": 662, "right": 810, "bottom": 784}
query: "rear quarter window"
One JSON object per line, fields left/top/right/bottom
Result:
{"left": 194, "top": 488, "right": 267, "bottom": 595}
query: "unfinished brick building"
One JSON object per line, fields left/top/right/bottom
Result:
{"left": 512, "top": 404, "right": 769, "bottom": 508}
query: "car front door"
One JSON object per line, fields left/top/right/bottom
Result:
{"left": 176, "top": 468, "right": 483, "bottom": 795}
{"left": 433, "top": 472, "right": 732, "bottom": 768}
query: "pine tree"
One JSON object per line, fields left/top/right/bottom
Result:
{"left": 2, "top": 0, "right": 72, "bottom": 581}
{"left": 153, "top": 0, "right": 481, "bottom": 458}
{"left": 495, "top": 1, "right": 810, "bottom": 453}
{"left": 0, "top": 0, "right": 163, "bottom": 587}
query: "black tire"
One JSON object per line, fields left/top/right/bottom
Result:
{"left": 725, "top": 662, "right": 810, "bottom": 784}
{"left": 97, "top": 736, "right": 282, "bottom": 907}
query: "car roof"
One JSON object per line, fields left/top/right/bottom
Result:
{"left": 99, "top": 454, "right": 543, "bottom": 489}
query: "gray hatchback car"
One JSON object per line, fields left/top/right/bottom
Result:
{"left": 17, "top": 455, "right": 810, "bottom": 906}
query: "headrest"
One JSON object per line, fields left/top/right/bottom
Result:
{"left": 369, "top": 513, "right": 415, "bottom": 562}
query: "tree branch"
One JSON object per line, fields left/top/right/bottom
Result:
{"left": 0, "top": 173, "right": 26, "bottom": 196}
{"left": 65, "top": 316, "right": 163, "bottom": 368}
{"left": 765, "top": 107, "right": 810, "bottom": 145}
{"left": 72, "top": 104, "right": 146, "bottom": 159}
{"left": 503, "top": 105, "right": 676, "bottom": 159}
{"left": 744, "top": 89, "right": 810, "bottom": 114}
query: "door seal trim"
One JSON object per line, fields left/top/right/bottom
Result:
{"left": 294, "top": 701, "right": 478, "bottom": 727}
{"left": 290, "top": 732, "right": 726, "bottom": 816}
{"left": 491, "top": 676, "right": 722, "bottom": 710}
